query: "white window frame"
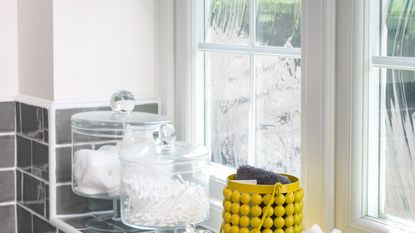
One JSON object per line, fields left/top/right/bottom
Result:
{"left": 168, "top": 0, "right": 336, "bottom": 231}
{"left": 336, "top": 0, "right": 415, "bottom": 232}
{"left": 196, "top": 0, "right": 301, "bottom": 170}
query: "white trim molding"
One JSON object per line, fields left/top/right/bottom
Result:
{"left": 335, "top": 0, "right": 368, "bottom": 231}
{"left": 301, "top": 0, "right": 336, "bottom": 231}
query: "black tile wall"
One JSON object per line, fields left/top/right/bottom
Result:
{"left": 15, "top": 102, "right": 21, "bottom": 132}
{"left": 15, "top": 102, "right": 51, "bottom": 226}
{"left": 20, "top": 103, "right": 45, "bottom": 140}
{"left": 0, "top": 102, "right": 16, "bottom": 233}
{"left": 16, "top": 170, "right": 22, "bottom": 202}
{"left": 0, "top": 205, "right": 16, "bottom": 233}
{"left": 56, "top": 147, "right": 71, "bottom": 183}
{"left": 16, "top": 135, "right": 31, "bottom": 171}
{"left": 56, "top": 185, "right": 112, "bottom": 215}
{"left": 0, "top": 102, "right": 15, "bottom": 132}
{"left": 2, "top": 101, "right": 159, "bottom": 233}
{"left": 33, "top": 214, "right": 57, "bottom": 233}
{"left": 32, "top": 141, "right": 49, "bottom": 180}
{"left": 133, "top": 103, "right": 158, "bottom": 114}
{"left": 19, "top": 172, "right": 49, "bottom": 217}
{"left": 16, "top": 204, "right": 58, "bottom": 233}
{"left": 0, "top": 135, "right": 15, "bottom": 168}
{"left": 56, "top": 106, "right": 110, "bottom": 145}
{"left": 0, "top": 170, "right": 15, "bottom": 202}
{"left": 16, "top": 205, "right": 32, "bottom": 233}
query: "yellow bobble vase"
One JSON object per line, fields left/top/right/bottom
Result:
{"left": 220, "top": 174, "right": 303, "bottom": 233}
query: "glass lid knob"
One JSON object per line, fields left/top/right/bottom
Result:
{"left": 154, "top": 123, "right": 176, "bottom": 152}
{"left": 110, "top": 90, "right": 135, "bottom": 114}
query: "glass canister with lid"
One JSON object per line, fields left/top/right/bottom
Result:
{"left": 120, "top": 124, "right": 210, "bottom": 230}
{"left": 71, "top": 109, "right": 170, "bottom": 200}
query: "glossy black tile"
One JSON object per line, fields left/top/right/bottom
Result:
{"left": 32, "top": 141, "right": 49, "bottom": 180}
{"left": 0, "top": 135, "right": 15, "bottom": 168}
{"left": 21, "top": 103, "right": 44, "bottom": 140}
{"left": 16, "top": 170, "right": 22, "bottom": 202}
{"left": 56, "top": 185, "right": 112, "bottom": 215}
{"left": 21, "top": 173, "right": 48, "bottom": 217}
{"left": 43, "top": 108, "right": 49, "bottom": 130}
{"left": 0, "top": 205, "right": 15, "bottom": 233}
{"left": 16, "top": 102, "right": 21, "bottom": 133}
{"left": 33, "top": 214, "right": 56, "bottom": 233}
{"left": 133, "top": 103, "right": 158, "bottom": 114}
{"left": 0, "top": 170, "right": 15, "bottom": 202}
{"left": 134, "top": 104, "right": 158, "bottom": 114}
{"left": 56, "top": 147, "right": 71, "bottom": 183}
{"left": 16, "top": 135, "right": 31, "bottom": 171}
{"left": 56, "top": 107, "right": 109, "bottom": 145}
{"left": 0, "top": 101, "right": 15, "bottom": 132}
{"left": 17, "top": 205, "right": 32, "bottom": 233}
{"left": 44, "top": 129, "right": 49, "bottom": 143}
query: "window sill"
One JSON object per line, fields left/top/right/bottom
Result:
{"left": 344, "top": 216, "right": 413, "bottom": 233}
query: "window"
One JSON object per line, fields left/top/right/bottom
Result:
{"left": 369, "top": 0, "right": 415, "bottom": 228}
{"left": 197, "top": 0, "right": 302, "bottom": 176}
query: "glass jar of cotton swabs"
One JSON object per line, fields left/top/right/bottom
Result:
{"left": 119, "top": 124, "right": 210, "bottom": 232}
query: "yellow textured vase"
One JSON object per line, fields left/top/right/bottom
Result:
{"left": 220, "top": 174, "right": 303, "bottom": 233}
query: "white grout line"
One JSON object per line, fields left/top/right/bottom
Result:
{"left": 51, "top": 96, "right": 160, "bottom": 110}
{"left": 0, "top": 132, "right": 15, "bottom": 136}
{"left": 14, "top": 202, "right": 18, "bottom": 233}
{"left": 14, "top": 95, "right": 52, "bottom": 109}
{"left": 55, "top": 210, "right": 113, "bottom": 219}
{"left": 49, "top": 107, "right": 57, "bottom": 220}
{"left": 55, "top": 143, "right": 72, "bottom": 148}
{"left": 56, "top": 182, "right": 72, "bottom": 187}
{"left": 16, "top": 167, "right": 50, "bottom": 184}
{"left": 0, "top": 201, "right": 15, "bottom": 207}
{"left": 50, "top": 218, "right": 82, "bottom": 233}
{"left": 16, "top": 202, "right": 50, "bottom": 223}
{"left": 0, "top": 167, "right": 15, "bottom": 172}
{"left": 16, "top": 133, "right": 49, "bottom": 146}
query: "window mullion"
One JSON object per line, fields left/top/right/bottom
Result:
{"left": 248, "top": 0, "right": 256, "bottom": 166}
{"left": 372, "top": 56, "right": 415, "bottom": 71}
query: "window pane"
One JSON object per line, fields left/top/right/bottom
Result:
{"left": 379, "top": 69, "right": 415, "bottom": 223}
{"left": 205, "top": 52, "right": 251, "bottom": 167}
{"left": 256, "top": 0, "right": 301, "bottom": 47}
{"left": 255, "top": 55, "right": 301, "bottom": 176}
{"left": 205, "top": 0, "right": 250, "bottom": 44}
{"left": 386, "top": 0, "right": 415, "bottom": 57}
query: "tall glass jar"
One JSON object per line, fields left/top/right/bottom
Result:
{"left": 71, "top": 111, "right": 170, "bottom": 199}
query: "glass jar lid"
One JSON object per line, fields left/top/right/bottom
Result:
{"left": 120, "top": 124, "right": 209, "bottom": 165}
{"left": 120, "top": 141, "right": 209, "bottom": 165}
{"left": 71, "top": 111, "right": 170, "bottom": 138}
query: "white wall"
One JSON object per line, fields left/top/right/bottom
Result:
{"left": 17, "top": 0, "right": 54, "bottom": 100}
{"left": 0, "top": 0, "right": 18, "bottom": 99}
{"left": 53, "top": 0, "right": 159, "bottom": 101}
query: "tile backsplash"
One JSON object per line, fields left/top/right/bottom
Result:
{"left": 0, "top": 101, "right": 16, "bottom": 233}
{"left": 0, "top": 135, "right": 15, "bottom": 168}
{"left": 0, "top": 100, "right": 159, "bottom": 233}
{"left": 15, "top": 101, "right": 57, "bottom": 233}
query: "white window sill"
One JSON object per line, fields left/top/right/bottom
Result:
{"left": 344, "top": 216, "right": 413, "bottom": 233}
